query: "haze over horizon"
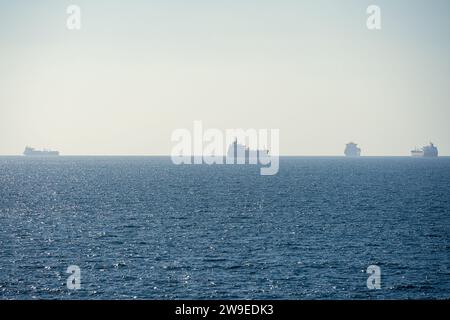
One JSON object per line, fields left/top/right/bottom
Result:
{"left": 1, "top": 0, "right": 450, "bottom": 156}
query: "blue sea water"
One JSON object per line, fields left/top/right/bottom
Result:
{"left": 0, "top": 156, "right": 449, "bottom": 300}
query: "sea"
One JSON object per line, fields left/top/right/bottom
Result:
{"left": 0, "top": 156, "right": 449, "bottom": 299}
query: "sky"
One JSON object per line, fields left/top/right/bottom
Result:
{"left": 0, "top": 0, "right": 449, "bottom": 156}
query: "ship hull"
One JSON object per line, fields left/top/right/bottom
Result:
{"left": 24, "top": 152, "right": 60, "bottom": 156}
{"left": 23, "top": 147, "right": 59, "bottom": 156}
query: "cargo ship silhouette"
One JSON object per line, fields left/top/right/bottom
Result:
{"left": 226, "top": 139, "right": 269, "bottom": 163}
{"left": 411, "top": 142, "right": 438, "bottom": 157}
{"left": 23, "top": 146, "right": 60, "bottom": 156}
{"left": 344, "top": 142, "right": 361, "bottom": 157}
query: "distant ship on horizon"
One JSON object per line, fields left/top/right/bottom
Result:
{"left": 226, "top": 139, "right": 269, "bottom": 163}
{"left": 411, "top": 142, "right": 438, "bottom": 157}
{"left": 23, "top": 146, "right": 60, "bottom": 156}
{"left": 344, "top": 142, "right": 361, "bottom": 157}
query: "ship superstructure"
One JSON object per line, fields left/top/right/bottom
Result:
{"left": 344, "top": 142, "right": 361, "bottom": 157}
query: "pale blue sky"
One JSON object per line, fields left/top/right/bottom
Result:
{"left": 1, "top": 0, "right": 449, "bottom": 155}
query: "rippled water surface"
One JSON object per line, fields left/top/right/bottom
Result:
{"left": 0, "top": 156, "right": 449, "bottom": 299}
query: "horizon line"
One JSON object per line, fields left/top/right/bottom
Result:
{"left": 0, "top": 154, "right": 448, "bottom": 158}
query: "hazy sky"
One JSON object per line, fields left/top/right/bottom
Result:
{"left": 1, "top": 0, "right": 449, "bottom": 155}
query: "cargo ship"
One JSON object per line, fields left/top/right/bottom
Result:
{"left": 411, "top": 143, "right": 438, "bottom": 157}
{"left": 226, "top": 139, "right": 269, "bottom": 162}
{"left": 344, "top": 142, "right": 361, "bottom": 157}
{"left": 23, "top": 146, "right": 60, "bottom": 156}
